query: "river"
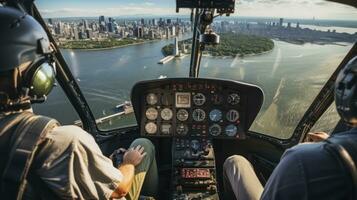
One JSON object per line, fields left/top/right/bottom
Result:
{"left": 33, "top": 32, "right": 356, "bottom": 139}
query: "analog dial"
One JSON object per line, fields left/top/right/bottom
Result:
{"left": 209, "top": 109, "right": 222, "bottom": 122}
{"left": 161, "top": 108, "right": 173, "bottom": 121}
{"left": 145, "top": 122, "right": 157, "bottom": 134}
{"left": 227, "top": 93, "right": 240, "bottom": 105}
{"left": 193, "top": 93, "right": 206, "bottom": 106}
{"left": 146, "top": 93, "right": 158, "bottom": 105}
{"left": 192, "top": 108, "right": 206, "bottom": 122}
{"left": 209, "top": 124, "right": 222, "bottom": 136}
{"left": 145, "top": 107, "right": 158, "bottom": 120}
{"left": 176, "top": 123, "right": 189, "bottom": 136}
{"left": 161, "top": 124, "right": 172, "bottom": 135}
{"left": 225, "top": 124, "right": 237, "bottom": 137}
{"left": 226, "top": 109, "right": 240, "bottom": 122}
{"left": 177, "top": 109, "right": 189, "bottom": 121}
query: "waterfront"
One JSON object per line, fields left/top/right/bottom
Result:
{"left": 33, "top": 31, "right": 355, "bottom": 139}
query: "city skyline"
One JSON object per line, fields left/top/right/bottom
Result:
{"left": 36, "top": 0, "right": 357, "bottom": 20}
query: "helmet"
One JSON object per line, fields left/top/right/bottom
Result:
{"left": 0, "top": 7, "right": 55, "bottom": 102}
{"left": 335, "top": 56, "right": 357, "bottom": 126}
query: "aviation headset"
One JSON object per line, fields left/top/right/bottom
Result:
{"left": 0, "top": 7, "right": 56, "bottom": 111}
{"left": 335, "top": 55, "right": 357, "bottom": 126}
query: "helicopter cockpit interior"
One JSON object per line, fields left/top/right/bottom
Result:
{"left": 1, "top": 0, "right": 356, "bottom": 199}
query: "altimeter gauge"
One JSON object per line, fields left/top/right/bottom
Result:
{"left": 226, "top": 109, "right": 240, "bottom": 122}
{"left": 225, "top": 124, "right": 237, "bottom": 137}
{"left": 145, "top": 122, "right": 157, "bottom": 134}
{"left": 209, "top": 109, "right": 222, "bottom": 122}
{"left": 161, "top": 108, "right": 173, "bottom": 121}
{"left": 209, "top": 124, "right": 222, "bottom": 136}
{"left": 145, "top": 107, "right": 158, "bottom": 120}
{"left": 227, "top": 93, "right": 240, "bottom": 105}
{"left": 146, "top": 93, "right": 158, "bottom": 105}
{"left": 192, "top": 108, "right": 206, "bottom": 122}
{"left": 177, "top": 109, "right": 189, "bottom": 121}
{"left": 193, "top": 93, "right": 206, "bottom": 106}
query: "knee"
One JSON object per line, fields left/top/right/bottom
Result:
{"left": 131, "top": 138, "right": 155, "bottom": 156}
{"left": 224, "top": 155, "right": 250, "bottom": 171}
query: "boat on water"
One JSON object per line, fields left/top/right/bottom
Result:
{"left": 116, "top": 100, "right": 134, "bottom": 114}
{"left": 75, "top": 101, "right": 133, "bottom": 126}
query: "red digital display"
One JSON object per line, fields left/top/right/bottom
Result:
{"left": 181, "top": 168, "right": 210, "bottom": 179}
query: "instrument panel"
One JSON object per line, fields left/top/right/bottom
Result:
{"left": 131, "top": 78, "right": 263, "bottom": 139}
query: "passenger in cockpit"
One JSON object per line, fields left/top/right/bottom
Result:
{"left": 223, "top": 56, "right": 357, "bottom": 200}
{"left": 0, "top": 7, "right": 158, "bottom": 200}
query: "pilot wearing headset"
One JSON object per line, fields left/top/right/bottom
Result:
{"left": 223, "top": 55, "right": 357, "bottom": 200}
{"left": 0, "top": 7, "right": 158, "bottom": 200}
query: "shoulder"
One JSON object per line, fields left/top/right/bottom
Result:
{"left": 47, "top": 125, "right": 96, "bottom": 144}
{"left": 41, "top": 125, "right": 100, "bottom": 156}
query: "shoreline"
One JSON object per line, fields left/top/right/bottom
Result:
{"left": 60, "top": 39, "right": 161, "bottom": 51}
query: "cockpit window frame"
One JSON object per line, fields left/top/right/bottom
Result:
{"left": 13, "top": 1, "right": 356, "bottom": 146}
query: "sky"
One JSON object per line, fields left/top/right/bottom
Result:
{"left": 36, "top": 0, "right": 357, "bottom": 20}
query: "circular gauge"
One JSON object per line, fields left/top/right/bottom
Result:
{"left": 209, "top": 109, "right": 222, "bottom": 122}
{"left": 193, "top": 93, "right": 206, "bottom": 106}
{"left": 145, "top": 107, "right": 158, "bottom": 120}
{"left": 161, "top": 108, "right": 173, "bottom": 121}
{"left": 209, "top": 124, "right": 222, "bottom": 136}
{"left": 146, "top": 93, "right": 158, "bottom": 105}
{"left": 226, "top": 109, "right": 240, "bottom": 122}
{"left": 176, "top": 123, "right": 189, "bottom": 136}
{"left": 145, "top": 122, "right": 157, "bottom": 134}
{"left": 225, "top": 125, "right": 238, "bottom": 137}
{"left": 177, "top": 109, "right": 189, "bottom": 121}
{"left": 227, "top": 93, "right": 240, "bottom": 105}
{"left": 192, "top": 108, "right": 206, "bottom": 122}
{"left": 211, "top": 94, "right": 223, "bottom": 105}
{"left": 190, "top": 140, "right": 200, "bottom": 151}
{"left": 161, "top": 124, "right": 172, "bottom": 135}
{"left": 161, "top": 93, "right": 173, "bottom": 106}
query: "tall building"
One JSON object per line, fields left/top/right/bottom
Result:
{"left": 296, "top": 22, "right": 300, "bottom": 29}
{"left": 279, "top": 18, "right": 284, "bottom": 27}
{"left": 141, "top": 18, "right": 145, "bottom": 25}
{"left": 170, "top": 26, "right": 176, "bottom": 37}
{"left": 48, "top": 18, "right": 53, "bottom": 25}
{"left": 99, "top": 15, "right": 106, "bottom": 32}
{"left": 167, "top": 19, "right": 172, "bottom": 24}
{"left": 82, "top": 19, "right": 88, "bottom": 29}
{"left": 86, "top": 29, "right": 93, "bottom": 39}
{"left": 174, "top": 37, "right": 179, "bottom": 56}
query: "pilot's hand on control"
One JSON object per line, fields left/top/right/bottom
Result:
{"left": 306, "top": 132, "right": 329, "bottom": 143}
{"left": 123, "top": 145, "right": 147, "bottom": 166}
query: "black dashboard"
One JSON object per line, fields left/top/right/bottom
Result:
{"left": 131, "top": 78, "right": 263, "bottom": 199}
{"left": 131, "top": 78, "right": 264, "bottom": 139}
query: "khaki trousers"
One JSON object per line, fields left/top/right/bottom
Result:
{"left": 223, "top": 155, "right": 264, "bottom": 200}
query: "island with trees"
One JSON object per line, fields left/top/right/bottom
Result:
{"left": 162, "top": 33, "right": 274, "bottom": 57}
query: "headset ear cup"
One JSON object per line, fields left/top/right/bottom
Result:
{"left": 29, "top": 63, "right": 55, "bottom": 97}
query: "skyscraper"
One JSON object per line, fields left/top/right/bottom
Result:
{"left": 99, "top": 15, "right": 106, "bottom": 32}
{"left": 279, "top": 18, "right": 284, "bottom": 27}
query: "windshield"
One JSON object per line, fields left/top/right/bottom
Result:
{"left": 34, "top": 0, "right": 357, "bottom": 139}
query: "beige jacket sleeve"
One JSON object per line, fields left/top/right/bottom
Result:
{"left": 34, "top": 125, "right": 124, "bottom": 200}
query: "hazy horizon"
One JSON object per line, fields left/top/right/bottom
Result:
{"left": 36, "top": 0, "right": 357, "bottom": 20}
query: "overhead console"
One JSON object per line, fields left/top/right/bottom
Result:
{"left": 131, "top": 78, "right": 263, "bottom": 139}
